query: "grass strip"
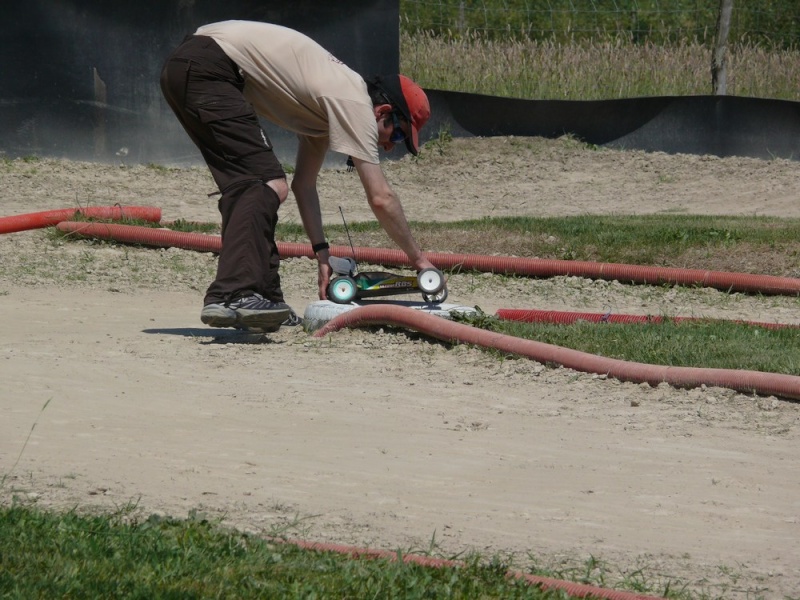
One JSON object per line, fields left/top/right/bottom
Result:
{"left": 284, "top": 214, "right": 800, "bottom": 277}
{"left": 458, "top": 313, "right": 800, "bottom": 376}
{"left": 0, "top": 506, "right": 599, "bottom": 599}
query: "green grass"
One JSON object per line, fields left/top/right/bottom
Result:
{"left": 166, "top": 218, "right": 218, "bottom": 234}
{"left": 0, "top": 506, "right": 611, "bottom": 599}
{"left": 455, "top": 311, "right": 800, "bottom": 375}
{"left": 286, "top": 214, "right": 800, "bottom": 277}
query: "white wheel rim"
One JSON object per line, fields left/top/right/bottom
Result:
{"left": 418, "top": 269, "right": 444, "bottom": 294}
{"left": 332, "top": 279, "right": 356, "bottom": 302}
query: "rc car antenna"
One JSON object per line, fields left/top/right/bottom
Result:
{"left": 338, "top": 206, "right": 357, "bottom": 261}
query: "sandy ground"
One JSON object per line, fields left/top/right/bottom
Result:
{"left": 1, "top": 137, "right": 800, "bottom": 598}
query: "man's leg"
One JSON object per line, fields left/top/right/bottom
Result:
{"left": 208, "top": 179, "right": 282, "bottom": 304}
{"left": 160, "top": 36, "right": 290, "bottom": 328}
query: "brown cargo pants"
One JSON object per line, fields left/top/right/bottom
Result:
{"left": 160, "top": 34, "right": 286, "bottom": 305}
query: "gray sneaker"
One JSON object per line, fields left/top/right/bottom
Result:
{"left": 228, "top": 294, "right": 291, "bottom": 331}
{"left": 200, "top": 303, "right": 237, "bottom": 328}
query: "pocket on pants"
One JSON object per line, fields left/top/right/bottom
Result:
{"left": 196, "top": 102, "right": 273, "bottom": 161}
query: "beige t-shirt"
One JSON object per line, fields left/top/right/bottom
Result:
{"left": 195, "top": 20, "right": 379, "bottom": 164}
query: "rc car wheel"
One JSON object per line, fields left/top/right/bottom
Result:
{"left": 417, "top": 268, "right": 445, "bottom": 294}
{"left": 423, "top": 287, "right": 448, "bottom": 304}
{"left": 327, "top": 276, "right": 358, "bottom": 304}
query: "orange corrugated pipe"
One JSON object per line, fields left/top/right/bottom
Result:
{"left": 54, "top": 223, "right": 800, "bottom": 296}
{"left": 313, "top": 305, "right": 800, "bottom": 401}
{"left": 0, "top": 206, "right": 161, "bottom": 234}
{"left": 284, "top": 538, "right": 666, "bottom": 600}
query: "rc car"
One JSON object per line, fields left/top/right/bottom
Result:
{"left": 326, "top": 256, "right": 448, "bottom": 304}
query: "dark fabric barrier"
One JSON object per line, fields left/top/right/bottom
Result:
{"left": 424, "top": 90, "right": 800, "bottom": 161}
{"left": 0, "top": 0, "right": 398, "bottom": 164}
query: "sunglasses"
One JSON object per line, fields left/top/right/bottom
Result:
{"left": 390, "top": 112, "right": 407, "bottom": 144}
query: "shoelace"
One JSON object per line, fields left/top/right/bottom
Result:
{"left": 283, "top": 311, "right": 303, "bottom": 326}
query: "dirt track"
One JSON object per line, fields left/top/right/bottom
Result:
{"left": 1, "top": 137, "right": 799, "bottom": 598}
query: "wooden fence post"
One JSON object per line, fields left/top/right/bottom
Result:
{"left": 712, "top": 0, "right": 734, "bottom": 95}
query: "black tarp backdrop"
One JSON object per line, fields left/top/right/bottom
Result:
{"left": 425, "top": 91, "right": 800, "bottom": 161}
{"left": 0, "top": 0, "right": 399, "bottom": 165}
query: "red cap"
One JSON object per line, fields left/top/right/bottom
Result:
{"left": 367, "top": 74, "right": 431, "bottom": 155}
{"left": 398, "top": 75, "right": 431, "bottom": 155}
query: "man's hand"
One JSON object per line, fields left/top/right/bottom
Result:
{"left": 416, "top": 256, "right": 437, "bottom": 272}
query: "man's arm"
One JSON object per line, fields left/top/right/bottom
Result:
{"left": 351, "top": 157, "right": 435, "bottom": 272}
{"left": 291, "top": 136, "right": 332, "bottom": 299}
